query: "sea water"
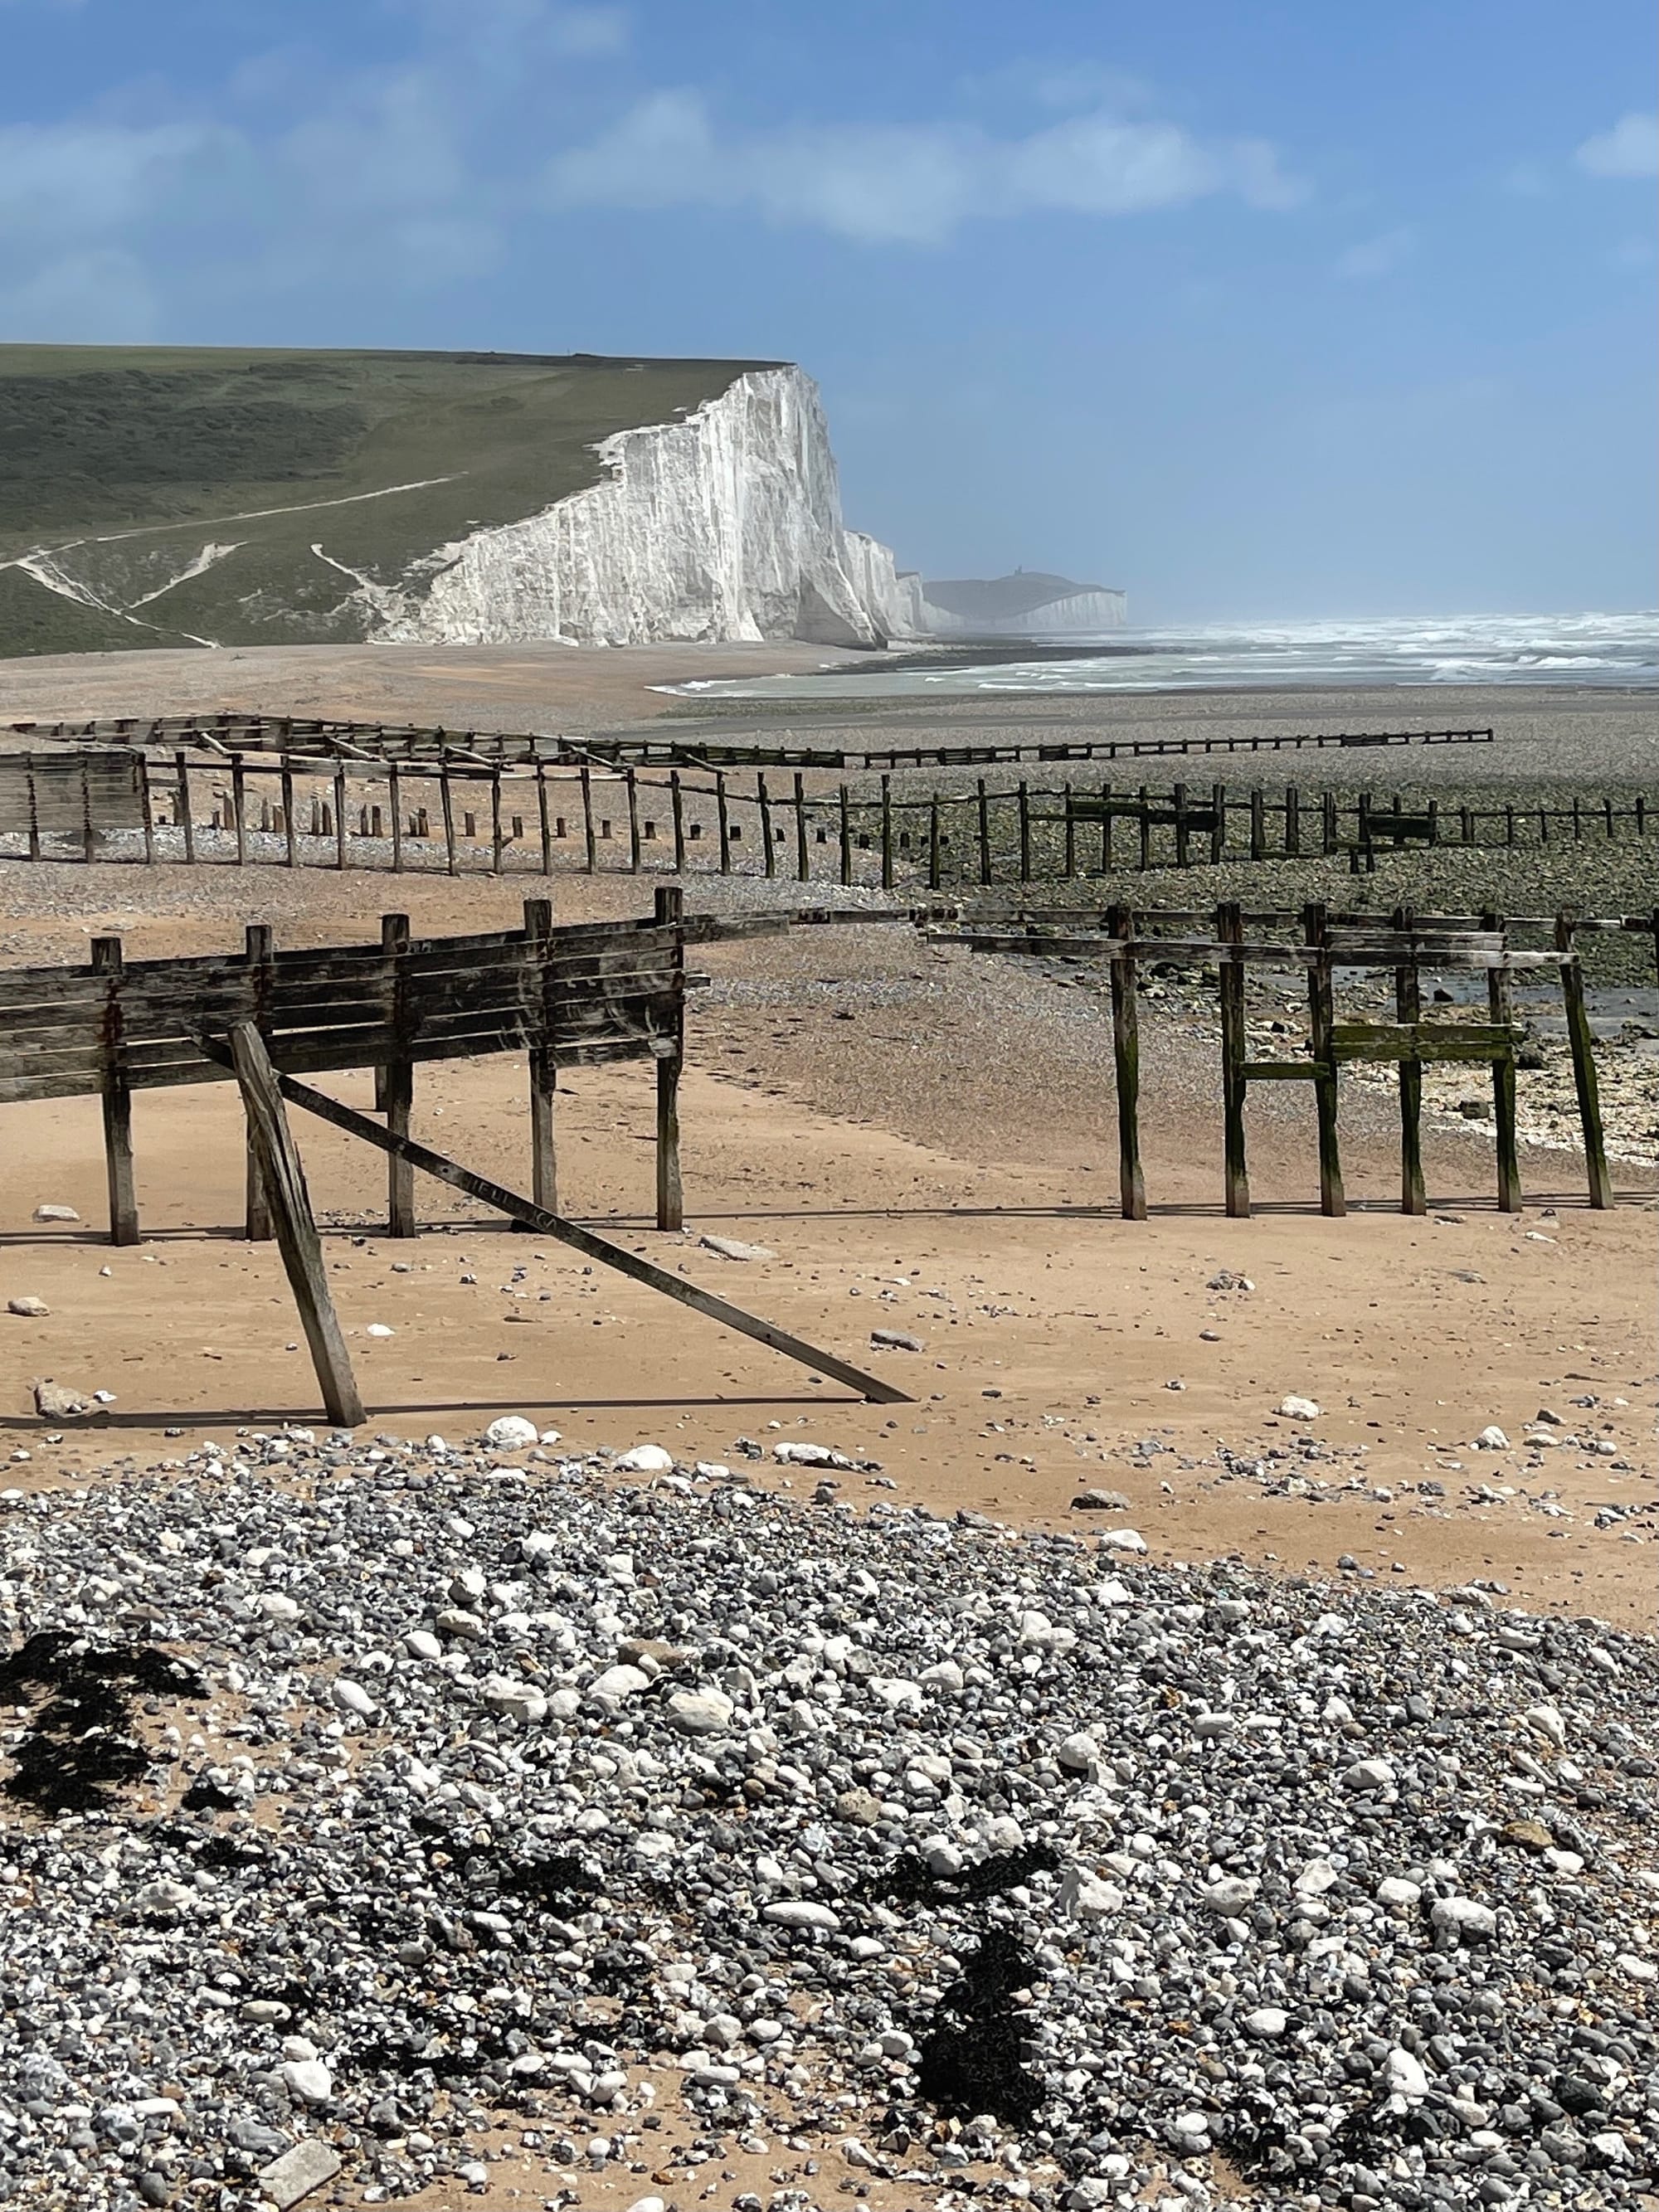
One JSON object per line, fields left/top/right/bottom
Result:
{"left": 677, "top": 610, "right": 1659, "bottom": 700}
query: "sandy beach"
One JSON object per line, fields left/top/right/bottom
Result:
{"left": 0, "top": 649, "right": 1653, "bottom": 1628}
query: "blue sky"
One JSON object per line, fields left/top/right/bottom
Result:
{"left": 2, "top": 0, "right": 1654, "bottom": 620}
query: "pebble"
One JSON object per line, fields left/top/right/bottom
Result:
{"left": 1474, "top": 1424, "right": 1511, "bottom": 1450}
{"left": 278, "top": 2059, "right": 333, "bottom": 2105}
{"left": 258, "top": 2139, "right": 343, "bottom": 2209}
{"left": 1277, "top": 1394, "right": 1320, "bottom": 1420}
{"left": 869, "top": 1329, "right": 925, "bottom": 1352}
{"left": 1432, "top": 1896, "right": 1499, "bottom": 1940}
{"left": 614, "top": 1443, "right": 674, "bottom": 1475}
{"left": 0, "top": 1427, "right": 1652, "bottom": 2210}
{"left": 32, "top": 1203, "right": 78, "bottom": 1223}
{"left": 698, "top": 1236, "right": 776, "bottom": 1262}
{"left": 484, "top": 1414, "right": 539, "bottom": 1450}
{"left": 664, "top": 1688, "right": 734, "bottom": 1734}
{"left": 7, "top": 1296, "right": 49, "bottom": 1317}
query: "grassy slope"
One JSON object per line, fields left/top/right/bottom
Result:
{"left": 0, "top": 348, "right": 779, "bottom": 656}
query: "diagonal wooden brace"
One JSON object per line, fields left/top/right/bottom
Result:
{"left": 201, "top": 1032, "right": 910, "bottom": 1407}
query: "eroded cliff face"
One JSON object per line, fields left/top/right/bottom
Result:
{"left": 374, "top": 367, "right": 912, "bottom": 649}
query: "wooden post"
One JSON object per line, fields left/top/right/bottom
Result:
{"left": 929, "top": 793, "right": 942, "bottom": 890}
{"left": 1137, "top": 785, "right": 1151, "bottom": 872}
{"left": 1018, "top": 780, "right": 1031, "bottom": 882}
{"left": 536, "top": 764, "right": 553, "bottom": 875}
{"left": 1102, "top": 789, "right": 1114, "bottom": 872}
{"left": 1249, "top": 787, "right": 1265, "bottom": 860}
{"left": 91, "top": 936, "right": 139, "bottom": 1247}
{"left": 1304, "top": 902, "right": 1345, "bottom": 1216}
{"left": 243, "top": 925, "right": 275, "bottom": 1240}
{"left": 176, "top": 753, "right": 195, "bottom": 863}
{"left": 1107, "top": 904, "right": 1146, "bottom": 1219}
{"left": 381, "top": 914, "right": 416, "bottom": 1237}
{"left": 333, "top": 764, "right": 348, "bottom": 870}
{"left": 1210, "top": 781, "right": 1226, "bottom": 864}
{"left": 1173, "top": 782, "right": 1190, "bottom": 868}
{"left": 1063, "top": 781, "right": 1077, "bottom": 878}
{"left": 231, "top": 755, "right": 248, "bottom": 865}
{"left": 1321, "top": 790, "right": 1337, "bottom": 856}
{"left": 1555, "top": 911, "right": 1612, "bottom": 1208}
{"left": 757, "top": 773, "right": 775, "bottom": 878}
{"left": 1217, "top": 902, "right": 1249, "bottom": 1218}
{"left": 440, "top": 766, "right": 459, "bottom": 876}
{"left": 226, "top": 1022, "right": 365, "bottom": 1429}
{"left": 524, "top": 897, "right": 558, "bottom": 1217}
{"left": 654, "top": 885, "right": 684, "bottom": 1232}
{"left": 1485, "top": 907, "right": 1523, "bottom": 1213}
{"left": 490, "top": 766, "right": 505, "bottom": 875}
{"left": 1285, "top": 784, "right": 1301, "bottom": 855}
{"left": 626, "top": 767, "right": 641, "bottom": 873}
{"left": 839, "top": 784, "right": 853, "bottom": 886}
{"left": 1394, "top": 903, "right": 1426, "bottom": 1215}
{"left": 795, "top": 771, "right": 809, "bottom": 882}
{"left": 388, "top": 761, "right": 403, "bottom": 874}
{"left": 717, "top": 773, "right": 732, "bottom": 874}
{"left": 976, "top": 778, "right": 991, "bottom": 884}
{"left": 881, "top": 775, "right": 894, "bottom": 889}
{"left": 579, "top": 766, "right": 597, "bottom": 873}
{"left": 138, "top": 756, "right": 155, "bottom": 866}
{"left": 80, "top": 761, "right": 95, "bottom": 863}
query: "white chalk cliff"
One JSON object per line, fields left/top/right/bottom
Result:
{"left": 374, "top": 367, "right": 914, "bottom": 649}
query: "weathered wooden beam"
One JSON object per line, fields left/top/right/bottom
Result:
{"left": 198, "top": 1035, "right": 907, "bottom": 1404}
{"left": 91, "top": 936, "right": 139, "bottom": 1247}
{"left": 1217, "top": 902, "right": 1249, "bottom": 1218}
{"left": 524, "top": 897, "right": 559, "bottom": 1216}
{"left": 654, "top": 886, "right": 685, "bottom": 1232}
{"left": 1304, "top": 902, "right": 1345, "bottom": 1217}
{"left": 226, "top": 1021, "right": 365, "bottom": 1428}
{"left": 1394, "top": 904, "right": 1426, "bottom": 1217}
{"left": 381, "top": 913, "right": 416, "bottom": 1237}
{"left": 1555, "top": 912, "right": 1613, "bottom": 1209}
{"left": 243, "top": 925, "right": 275, "bottom": 1241}
{"left": 1107, "top": 902, "right": 1146, "bottom": 1220}
{"left": 1484, "top": 908, "right": 1521, "bottom": 1213}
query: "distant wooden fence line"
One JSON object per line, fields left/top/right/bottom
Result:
{"left": 932, "top": 902, "right": 1651, "bottom": 1218}
{"left": 3, "top": 748, "right": 1652, "bottom": 888}
{"left": 8, "top": 711, "right": 1498, "bottom": 772}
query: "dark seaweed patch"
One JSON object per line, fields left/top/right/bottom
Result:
{"left": 863, "top": 1842, "right": 1060, "bottom": 1905}
{"left": 916, "top": 1928, "right": 1044, "bottom": 2126}
{"left": 497, "top": 1855, "right": 603, "bottom": 1911}
{"left": 0, "top": 1631, "right": 204, "bottom": 1814}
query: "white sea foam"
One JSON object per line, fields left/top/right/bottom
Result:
{"left": 683, "top": 610, "right": 1659, "bottom": 699}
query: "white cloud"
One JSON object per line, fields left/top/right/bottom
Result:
{"left": 0, "top": 120, "right": 226, "bottom": 236}
{"left": 1334, "top": 226, "right": 1414, "bottom": 280}
{"left": 1575, "top": 112, "right": 1659, "bottom": 178}
{"left": 545, "top": 90, "right": 1304, "bottom": 243}
{"left": 0, "top": 248, "right": 158, "bottom": 340}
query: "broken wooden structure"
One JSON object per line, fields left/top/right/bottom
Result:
{"left": 0, "top": 892, "right": 907, "bottom": 1416}
{"left": 930, "top": 902, "right": 1631, "bottom": 1218}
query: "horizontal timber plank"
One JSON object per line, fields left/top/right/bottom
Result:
{"left": 1331, "top": 1023, "right": 1514, "bottom": 1064}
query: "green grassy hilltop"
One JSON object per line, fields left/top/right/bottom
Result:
{"left": 0, "top": 347, "right": 776, "bottom": 656}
